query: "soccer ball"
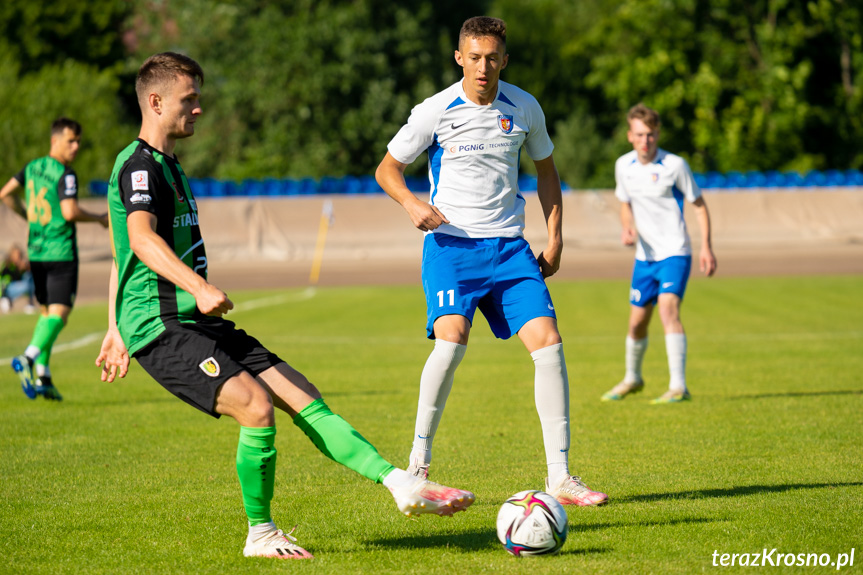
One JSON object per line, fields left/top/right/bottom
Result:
{"left": 496, "top": 490, "right": 567, "bottom": 556}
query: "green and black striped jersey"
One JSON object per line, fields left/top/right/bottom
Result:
{"left": 15, "top": 157, "right": 78, "bottom": 262}
{"left": 108, "top": 139, "right": 208, "bottom": 355}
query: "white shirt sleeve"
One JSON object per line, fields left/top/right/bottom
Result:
{"left": 614, "top": 157, "right": 630, "bottom": 202}
{"left": 675, "top": 158, "right": 702, "bottom": 202}
{"left": 522, "top": 99, "right": 554, "bottom": 161}
{"left": 387, "top": 100, "right": 437, "bottom": 165}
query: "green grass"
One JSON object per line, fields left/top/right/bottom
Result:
{"left": 1, "top": 275, "right": 861, "bottom": 574}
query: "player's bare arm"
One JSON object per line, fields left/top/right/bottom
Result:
{"left": 60, "top": 198, "right": 109, "bottom": 228}
{"left": 620, "top": 202, "right": 637, "bottom": 246}
{"left": 534, "top": 154, "right": 563, "bottom": 278}
{"left": 692, "top": 196, "right": 717, "bottom": 276}
{"left": 95, "top": 260, "right": 130, "bottom": 382}
{"left": 0, "top": 177, "right": 26, "bottom": 219}
{"left": 127, "top": 210, "right": 234, "bottom": 316}
{"left": 375, "top": 152, "right": 449, "bottom": 232}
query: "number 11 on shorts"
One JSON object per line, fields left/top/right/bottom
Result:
{"left": 437, "top": 289, "right": 454, "bottom": 307}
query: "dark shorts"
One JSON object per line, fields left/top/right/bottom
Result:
{"left": 134, "top": 319, "right": 282, "bottom": 418}
{"left": 29, "top": 260, "right": 78, "bottom": 307}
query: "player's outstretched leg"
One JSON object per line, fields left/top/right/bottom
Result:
{"left": 12, "top": 355, "right": 36, "bottom": 399}
{"left": 384, "top": 468, "right": 476, "bottom": 517}
{"left": 35, "top": 375, "right": 62, "bottom": 401}
{"left": 243, "top": 523, "right": 313, "bottom": 560}
{"left": 545, "top": 475, "right": 608, "bottom": 507}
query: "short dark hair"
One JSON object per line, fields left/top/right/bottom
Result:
{"left": 136, "top": 52, "right": 204, "bottom": 104}
{"left": 459, "top": 16, "right": 506, "bottom": 49}
{"left": 51, "top": 117, "right": 81, "bottom": 136}
{"left": 627, "top": 103, "right": 661, "bottom": 131}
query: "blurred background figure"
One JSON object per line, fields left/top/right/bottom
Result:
{"left": 0, "top": 244, "right": 36, "bottom": 314}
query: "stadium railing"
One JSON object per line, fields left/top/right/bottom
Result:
{"left": 89, "top": 169, "right": 863, "bottom": 196}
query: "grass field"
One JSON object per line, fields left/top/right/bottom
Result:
{"left": 1, "top": 275, "right": 861, "bottom": 574}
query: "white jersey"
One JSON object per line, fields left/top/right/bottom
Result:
{"left": 614, "top": 148, "right": 702, "bottom": 262}
{"left": 387, "top": 80, "right": 554, "bottom": 238}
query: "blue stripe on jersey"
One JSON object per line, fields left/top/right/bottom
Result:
{"left": 498, "top": 91, "right": 516, "bottom": 107}
{"left": 672, "top": 184, "right": 685, "bottom": 213}
{"left": 446, "top": 97, "right": 465, "bottom": 110}
{"left": 428, "top": 134, "right": 444, "bottom": 203}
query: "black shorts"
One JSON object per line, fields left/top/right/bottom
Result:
{"left": 134, "top": 319, "right": 282, "bottom": 418}
{"left": 30, "top": 260, "right": 78, "bottom": 307}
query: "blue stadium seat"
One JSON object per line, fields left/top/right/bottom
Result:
{"left": 693, "top": 173, "right": 707, "bottom": 188}
{"left": 822, "top": 169, "right": 845, "bottom": 187}
{"left": 703, "top": 171, "right": 726, "bottom": 188}
{"left": 783, "top": 172, "right": 805, "bottom": 187}
{"left": 743, "top": 171, "right": 766, "bottom": 188}
{"left": 405, "top": 176, "right": 428, "bottom": 193}
{"left": 802, "top": 170, "right": 826, "bottom": 187}
{"left": 89, "top": 181, "right": 109, "bottom": 196}
{"left": 724, "top": 171, "right": 746, "bottom": 189}
{"left": 296, "top": 178, "right": 318, "bottom": 195}
{"left": 844, "top": 169, "right": 863, "bottom": 186}
{"left": 518, "top": 175, "right": 538, "bottom": 192}
{"left": 358, "top": 175, "right": 382, "bottom": 194}
{"left": 763, "top": 170, "right": 785, "bottom": 188}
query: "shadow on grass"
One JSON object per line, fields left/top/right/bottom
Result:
{"left": 367, "top": 529, "right": 611, "bottom": 555}
{"left": 727, "top": 389, "right": 862, "bottom": 400}
{"left": 575, "top": 516, "right": 719, "bottom": 532}
{"left": 617, "top": 482, "right": 863, "bottom": 503}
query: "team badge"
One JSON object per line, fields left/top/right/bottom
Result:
{"left": 171, "top": 181, "right": 185, "bottom": 203}
{"left": 131, "top": 170, "right": 149, "bottom": 191}
{"left": 497, "top": 114, "right": 514, "bottom": 134}
{"left": 651, "top": 173, "right": 659, "bottom": 182}
{"left": 199, "top": 357, "right": 221, "bottom": 377}
{"left": 630, "top": 288, "right": 642, "bottom": 303}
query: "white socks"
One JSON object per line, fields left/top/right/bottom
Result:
{"left": 531, "top": 343, "right": 570, "bottom": 485}
{"left": 624, "top": 336, "right": 648, "bottom": 383}
{"left": 409, "top": 340, "right": 466, "bottom": 468}
{"left": 665, "top": 333, "right": 687, "bottom": 392}
{"left": 247, "top": 520, "right": 277, "bottom": 542}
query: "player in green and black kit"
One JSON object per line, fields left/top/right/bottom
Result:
{"left": 95, "top": 52, "right": 474, "bottom": 560}
{"left": 0, "top": 118, "right": 108, "bottom": 400}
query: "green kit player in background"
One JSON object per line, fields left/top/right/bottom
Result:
{"left": 0, "top": 117, "right": 108, "bottom": 400}
{"left": 94, "top": 52, "right": 474, "bottom": 560}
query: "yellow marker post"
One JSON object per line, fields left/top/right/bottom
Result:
{"left": 309, "top": 199, "right": 334, "bottom": 285}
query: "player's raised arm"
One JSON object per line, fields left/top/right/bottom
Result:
{"left": 0, "top": 177, "right": 25, "bottom": 219}
{"left": 126, "top": 210, "right": 233, "bottom": 316}
{"left": 375, "top": 152, "right": 449, "bottom": 232}
{"left": 533, "top": 154, "right": 563, "bottom": 278}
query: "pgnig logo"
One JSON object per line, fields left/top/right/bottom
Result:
{"left": 448, "top": 143, "right": 485, "bottom": 154}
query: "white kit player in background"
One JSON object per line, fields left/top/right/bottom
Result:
{"left": 375, "top": 16, "right": 607, "bottom": 507}
{"left": 602, "top": 103, "right": 717, "bottom": 404}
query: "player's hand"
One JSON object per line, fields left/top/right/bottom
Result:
{"left": 621, "top": 227, "right": 637, "bottom": 246}
{"left": 96, "top": 329, "right": 129, "bottom": 382}
{"left": 405, "top": 197, "right": 449, "bottom": 232}
{"left": 700, "top": 246, "right": 717, "bottom": 277}
{"left": 98, "top": 213, "right": 109, "bottom": 228}
{"left": 194, "top": 282, "right": 234, "bottom": 316}
{"left": 537, "top": 242, "right": 562, "bottom": 278}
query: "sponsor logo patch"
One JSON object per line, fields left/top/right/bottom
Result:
{"left": 130, "top": 192, "right": 152, "bottom": 204}
{"left": 64, "top": 175, "right": 77, "bottom": 195}
{"left": 497, "top": 114, "right": 514, "bottom": 134}
{"left": 131, "top": 170, "right": 149, "bottom": 191}
{"left": 199, "top": 357, "right": 221, "bottom": 377}
{"left": 630, "top": 288, "right": 642, "bottom": 303}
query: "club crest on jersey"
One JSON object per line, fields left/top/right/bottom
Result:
{"left": 497, "top": 114, "right": 514, "bottom": 134}
{"left": 199, "top": 357, "right": 221, "bottom": 377}
{"left": 651, "top": 173, "right": 660, "bottom": 182}
{"left": 171, "top": 181, "right": 185, "bottom": 203}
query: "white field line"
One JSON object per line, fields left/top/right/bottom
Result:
{"left": 0, "top": 289, "right": 317, "bottom": 366}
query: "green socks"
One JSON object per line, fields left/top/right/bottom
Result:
{"left": 293, "top": 398, "right": 395, "bottom": 483}
{"left": 236, "top": 426, "right": 277, "bottom": 526}
{"left": 28, "top": 314, "right": 64, "bottom": 363}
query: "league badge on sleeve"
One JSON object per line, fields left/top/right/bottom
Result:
{"left": 64, "top": 174, "right": 77, "bottom": 196}
{"left": 131, "top": 170, "right": 149, "bottom": 191}
{"left": 497, "top": 114, "right": 514, "bottom": 134}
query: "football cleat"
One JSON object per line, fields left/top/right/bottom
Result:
{"left": 389, "top": 478, "right": 475, "bottom": 517}
{"left": 545, "top": 475, "right": 608, "bottom": 507}
{"left": 243, "top": 526, "right": 313, "bottom": 560}
{"left": 36, "top": 376, "right": 63, "bottom": 401}
{"left": 601, "top": 380, "right": 645, "bottom": 401}
{"left": 12, "top": 355, "right": 36, "bottom": 400}
{"left": 650, "top": 389, "right": 691, "bottom": 404}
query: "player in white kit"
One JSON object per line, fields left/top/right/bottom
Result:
{"left": 602, "top": 103, "right": 717, "bottom": 404}
{"left": 375, "top": 16, "right": 607, "bottom": 506}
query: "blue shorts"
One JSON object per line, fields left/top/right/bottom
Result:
{"left": 629, "top": 256, "right": 692, "bottom": 307}
{"left": 421, "top": 234, "right": 555, "bottom": 340}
